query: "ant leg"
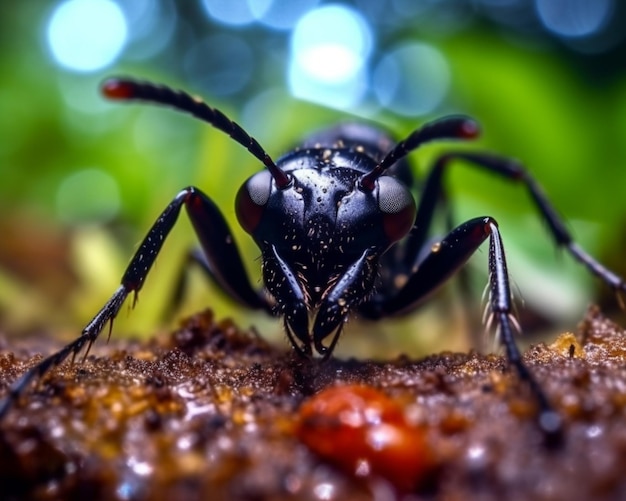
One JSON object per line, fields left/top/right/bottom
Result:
{"left": 364, "top": 217, "right": 493, "bottom": 318}
{"left": 406, "top": 152, "right": 625, "bottom": 294}
{"left": 165, "top": 243, "right": 273, "bottom": 322}
{"left": 183, "top": 188, "right": 268, "bottom": 311}
{"left": 0, "top": 186, "right": 268, "bottom": 420}
{"left": 163, "top": 248, "right": 210, "bottom": 322}
{"left": 364, "top": 216, "right": 563, "bottom": 442}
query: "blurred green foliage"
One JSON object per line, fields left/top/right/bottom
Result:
{"left": 0, "top": 1, "right": 625, "bottom": 357}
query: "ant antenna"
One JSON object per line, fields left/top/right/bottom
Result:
{"left": 102, "top": 78, "right": 291, "bottom": 189}
{"left": 359, "top": 116, "right": 480, "bottom": 191}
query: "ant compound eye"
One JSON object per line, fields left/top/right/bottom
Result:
{"left": 377, "top": 176, "right": 416, "bottom": 242}
{"left": 236, "top": 170, "right": 273, "bottom": 234}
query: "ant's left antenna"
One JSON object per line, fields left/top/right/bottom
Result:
{"left": 359, "top": 116, "right": 480, "bottom": 191}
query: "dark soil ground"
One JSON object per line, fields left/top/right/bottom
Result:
{"left": 0, "top": 306, "right": 625, "bottom": 501}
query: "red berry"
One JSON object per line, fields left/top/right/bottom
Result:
{"left": 296, "top": 384, "right": 435, "bottom": 493}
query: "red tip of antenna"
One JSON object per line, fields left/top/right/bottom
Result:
{"left": 460, "top": 119, "right": 480, "bottom": 139}
{"left": 101, "top": 78, "right": 135, "bottom": 100}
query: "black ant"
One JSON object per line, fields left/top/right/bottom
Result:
{"left": 2, "top": 78, "right": 625, "bottom": 443}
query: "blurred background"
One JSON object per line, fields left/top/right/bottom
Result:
{"left": 0, "top": 0, "right": 625, "bottom": 358}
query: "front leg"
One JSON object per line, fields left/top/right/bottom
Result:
{"left": 362, "top": 217, "right": 563, "bottom": 441}
{"left": 0, "top": 186, "right": 266, "bottom": 419}
{"left": 363, "top": 217, "right": 494, "bottom": 319}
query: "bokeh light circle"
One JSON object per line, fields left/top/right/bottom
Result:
{"left": 183, "top": 34, "right": 254, "bottom": 97}
{"left": 291, "top": 5, "right": 372, "bottom": 84}
{"left": 253, "top": 0, "right": 319, "bottom": 30}
{"left": 373, "top": 43, "right": 450, "bottom": 116}
{"left": 535, "top": 0, "right": 613, "bottom": 38}
{"left": 47, "top": 0, "right": 128, "bottom": 72}
{"left": 288, "top": 5, "right": 372, "bottom": 109}
{"left": 201, "top": 0, "right": 267, "bottom": 26}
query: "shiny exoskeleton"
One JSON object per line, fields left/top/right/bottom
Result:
{"left": 238, "top": 133, "right": 418, "bottom": 356}
{"left": 2, "top": 78, "right": 626, "bottom": 444}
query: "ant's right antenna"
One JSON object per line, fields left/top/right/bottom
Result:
{"left": 102, "top": 78, "right": 291, "bottom": 189}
